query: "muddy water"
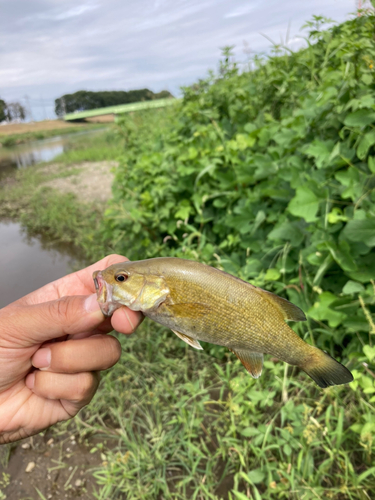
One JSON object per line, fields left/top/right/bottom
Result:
{"left": 0, "top": 128, "right": 106, "bottom": 176}
{"left": 0, "top": 130, "right": 106, "bottom": 308}
{"left": 0, "top": 220, "right": 79, "bottom": 308}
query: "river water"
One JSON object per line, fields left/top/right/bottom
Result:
{"left": 0, "top": 220, "right": 79, "bottom": 308}
{"left": 0, "top": 131, "right": 100, "bottom": 308}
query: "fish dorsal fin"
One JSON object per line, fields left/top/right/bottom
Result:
{"left": 172, "top": 330, "right": 203, "bottom": 350}
{"left": 230, "top": 349, "right": 263, "bottom": 378}
{"left": 256, "top": 289, "right": 306, "bottom": 322}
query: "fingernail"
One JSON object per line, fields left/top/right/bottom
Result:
{"left": 26, "top": 372, "right": 35, "bottom": 389}
{"left": 84, "top": 293, "right": 101, "bottom": 314}
{"left": 32, "top": 348, "right": 51, "bottom": 369}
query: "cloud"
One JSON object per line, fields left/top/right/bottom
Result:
{"left": 16, "top": 1, "right": 99, "bottom": 25}
{"left": 0, "top": 0, "right": 355, "bottom": 121}
{"left": 225, "top": 4, "right": 257, "bottom": 18}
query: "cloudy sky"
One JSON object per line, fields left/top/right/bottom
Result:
{"left": 0, "top": 0, "right": 356, "bottom": 121}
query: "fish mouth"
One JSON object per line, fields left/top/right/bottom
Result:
{"left": 92, "top": 270, "right": 121, "bottom": 317}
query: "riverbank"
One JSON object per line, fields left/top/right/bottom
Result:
{"left": 0, "top": 120, "right": 105, "bottom": 147}
{"left": 0, "top": 158, "right": 115, "bottom": 262}
{"left": 1, "top": 91, "right": 375, "bottom": 499}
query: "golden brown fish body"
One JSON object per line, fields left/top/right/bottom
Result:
{"left": 93, "top": 257, "right": 353, "bottom": 388}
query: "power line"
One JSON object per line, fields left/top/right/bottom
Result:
{"left": 24, "top": 94, "right": 34, "bottom": 121}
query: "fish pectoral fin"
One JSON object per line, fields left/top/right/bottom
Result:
{"left": 230, "top": 349, "right": 263, "bottom": 379}
{"left": 257, "top": 289, "right": 306, "bottom": 322}
{"left": 172, "top": 330, "right": 203, "bottom": 350}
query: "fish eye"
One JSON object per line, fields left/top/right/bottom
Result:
{"left": 115, "top": 273, "right": 128, "bottom": 283}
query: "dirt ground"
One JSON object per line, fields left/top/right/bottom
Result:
{"left": 0, "top": 430, "right": 112, "bottom": 500}
{"left": 0, "top": 120, "right": 91, "bottom": 136}
{"left": 41, "top": 161, "right": 117, "bottom": 204}
{"left": 85, "top": 115, "right": 115, "bottom": 123}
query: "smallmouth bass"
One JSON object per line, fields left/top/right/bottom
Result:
{"left": 93, "top": 257, "right": 353, "bottom": 388}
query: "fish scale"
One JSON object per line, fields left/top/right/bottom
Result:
{"left": 93, "top": 257, "right": 353, "bottom": 388}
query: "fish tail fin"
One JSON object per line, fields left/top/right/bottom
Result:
{"left": 300, "top": 347, "right": 353, "bottom": 388}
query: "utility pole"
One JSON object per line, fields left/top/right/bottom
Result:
{"left": 24, "top": 94, "right": 34, "bottom": 122}
{"left": 61, "top": 96, "right": 66, "bottom": 116}
{"left": 40, "top": 95, "right": 47, "bottom": 121}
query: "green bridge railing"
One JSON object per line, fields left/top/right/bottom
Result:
{"left": 63, "top": 98, "right": 177, "bottom": 121}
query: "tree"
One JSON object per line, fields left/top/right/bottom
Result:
{"left": 55, "top": 89, "right": 173, "bottom": 117}
{"left": 0, "top": 98, "right": 6, "bottom": 122}
{"left": 5, "top": 102, "right": 26, "bottom": 121}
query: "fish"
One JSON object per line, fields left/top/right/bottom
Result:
{"left": 93, "top": 257, "right": 353, "bottom": 388}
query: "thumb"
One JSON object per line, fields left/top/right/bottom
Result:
{"left": 10, "top": 294, "right": 104, "bottom": 346}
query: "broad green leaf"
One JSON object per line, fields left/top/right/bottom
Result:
{"left": 241, "top": 427, "right": 260, "bottom": 437}
{"left": 327, "top": 207, "right": 348, "bottom": 224}
{"left": 325, "top": 240, "right": 357, "bottom": 272}
{"left": 363, "top": 345, "right": 375, "bottom": 362}
{"left": 268, "top": 221, "right": 305, "bottom": 246}
{"left": 273, "top": 129, "right": 297, "bottom": 147}
{"left": 235, "top": 133, "right": 256, "bottom": 150}
{"left": 232, "top": 491, "right": 250, "bottom": 500}
{"left": 357, "top": 130, "right": 375, "bottom": 160}
{"left": 348, "top": 254, "right": 375, "bottom": 282}
{"left": 287, "top": 186, "right": 320, "bottom": 222}
{"left": 304, "top": 139, "right": 333, "bottom": 168}
{"left": 308, "top": 292, "right": 346, "bottom": 328}
{"left": 251, "top": 210, "right": 266, "bottom": 235}
{"left": 342, "top": 280, "right": 365, "bottom": 295}
{"left": 344, "top": 109, "right": 375, "bottom": 127}
{"left": 265, "top": 268, "right": 281, "bottom": 281}
{"left": 343, "top": 219, "right": 375, "bottom": 247}
{"left": 368, "top": 156, "right": 375, "bottom": 173}
{"left": 247, "top": 469, "right": 265, "bottom": 484}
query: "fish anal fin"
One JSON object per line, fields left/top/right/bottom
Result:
{"left": 230, "top": 349, "right": 263, "bottom": 379}
{"left": 172, "top": 330, "right": 203, "bottom": 350}
{"left": 257, "top": 289, "right": 306, "bottom": 322}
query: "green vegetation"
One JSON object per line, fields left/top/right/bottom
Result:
{"left": 0, "top": 123, "right": 104, "bottom": 148}
{"left": 53, "top": 128, "right": 123, "bottom": 163}
{"left": 0, "top": 97, "right": 26, "bottom": 123}
{"left": 93, "top": 13, "right": 374, "bottom": 498}
{"left": 55, "top": 89, "right": 173, "bottom": 116}
{"left": 0, "top": 98, "right": 7, "bottom": 123}
{"left": 1, "top": 12, "right": 375, "bottom": 500}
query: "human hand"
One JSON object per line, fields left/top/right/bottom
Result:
{"left": 0, "top": 254, "right": 143, "bottom": 444}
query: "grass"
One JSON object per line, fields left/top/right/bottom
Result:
{"left": 52, "top": 128, "right": 123, "bottom": 163}
{"left": 60, "top": 321, "right": 375, "bottom": 500}
{"left": 1, "top": 62, "right": 375, "bottom": 499}
{"left": 0, "top": 122, "right": 105, "bottom": 147}
{"left": 1, "top": 115, "right": 375, "bottom": 500}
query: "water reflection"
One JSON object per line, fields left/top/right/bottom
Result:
{"left": 0, "top": 136, "right": 65, "bottom": 175}
{"left": 0, "top": 220, "right": 81, "bottom": 309}
{"left": 0, "top": 128, "right": 106, "bottom": 175}
{"left": 12, "top": 137, "right": 65, "bottom": 168}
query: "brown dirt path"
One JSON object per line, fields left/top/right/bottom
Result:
{"left": 0, "top": 120, "right": 92, "bottom": 136}
{"left": 41, "top": 161, "right": 117, "bottom": 204}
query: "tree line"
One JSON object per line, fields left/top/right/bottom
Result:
{"left": 55, "top": 89, "right": 173, "bottom": 116}
{"left": 0, "top": 97, "right": 26, "bottom": 122}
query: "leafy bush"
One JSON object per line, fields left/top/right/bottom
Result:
{"left": 107, "top": 14, "right": 375, "bottom": 362}
{"left": 95, "top": 15, "right": 375, "bottom": 497}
